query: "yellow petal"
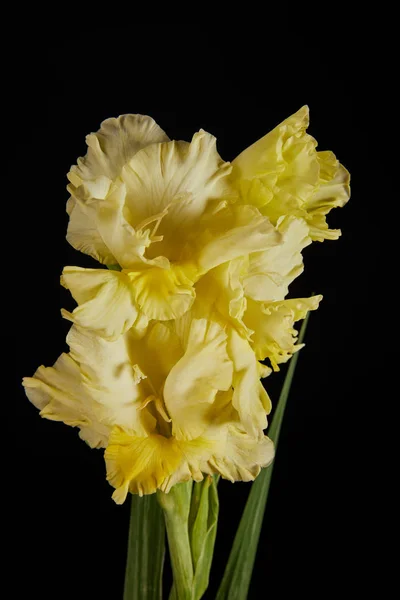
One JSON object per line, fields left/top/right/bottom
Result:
{"left": 22, "top": 325, "right": 153, "bottom": 448}
{"left": 125, "top": 264, "right": 196, "bottom": 321}
{"left": 242, "top": 215, "right": 311, "bottom": 302}
{"left": 201, "top": 425, "right": 274, "bottom": 482}
{"left": 232, "top": 106, "right": 319, "bottom": 223}
{"left": 68, "top": 114, "right": 169, "bottom": 197}
{"left": 164, "top": 318, "right": 233, "bottom": 440}
{"left": 105, "top": 427, "right": 183, "bottom": 503}
{"left": 61, "top": 266, "right": 148, "bottom": 340}
{"left": 120, "top": 130, "right": 233, "bottom": 261}
{"left": 66, "top": 196, "right": 117, "bottom": 265}
{"left": 304, "top": 151, "right": 351, "bottom": 241}
{"left": 94, "top": 181, "right": 170, "bottom": 270}
{"left": 245, "top": 296, "right": 322, "bottom": 368}
{"left": 194, "top": 258, "right": 251, "bottom": 338}
{"left": 197, "top": 204, "right": 281, "bottom": 272}
{"left": 67, "top": 115, "right": 169, "bottom": 263}
{"left": 128, "top": 322, "right": 184, "bottom": 398}
{"left": 227, "top": 328, "right": 271, "bottom": 437}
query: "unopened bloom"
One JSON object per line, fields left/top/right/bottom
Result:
{"left": 23, "top": 313, "right": 274, "bottom": 503}
{"left": 231, "top": 105, "right": 350, "bottom": 241}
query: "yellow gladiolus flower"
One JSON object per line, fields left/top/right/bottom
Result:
{"left": 64, "top": 116, "right": 281, "bottom": 339}
{"left": 23, "top": 108, "right": 349, "bottom": 505}
{"left": 23, "top": 314, "right": 274, "bottom": 503}
{"left": 232, "top": 106, "right": 350, "bottom": 241}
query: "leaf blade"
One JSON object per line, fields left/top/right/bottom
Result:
{"left": 216, "top": 313, "right": 311, "bottom": 600}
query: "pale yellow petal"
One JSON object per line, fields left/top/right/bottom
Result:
{"left": 105, "top": 427, "right": 182, "bottom": 503}
{"left": 120, "top": 130, "right": 233, "bottom": 261}
{"left": 227, "top": 328, "right": 271, "bottom": 437}
{"left": 68, "top": 114, "right": 169, "bottom": 196}
{"left": 164, "top": 319, "right": 233, "bottom": 440}
{"left": 127, "top": 322, "right": 184, "bottom": 399}
{"left": 66, "top": 115, "right": 169, "bottom": 263}
{"left": 304, "top": 151, "right": 351, "bottom": 241}
{"left": 125, "top": 264, "right": 196, "bottom": 321}
{"left": 94, "top": 181, "right": 170, "bottom": 270}
{"left": 61, "top": 266, "right": 148, "bottom": 340}
{"left": 66, "top": 197, "right": 117, "bottom": 265}
{"left": 201, "top": 425, "right": 274, "bottom": 482}
{"left": 194, "top": 259, "right": 251, "bottom": 338}
{"left": 196, "top": 204, "right": 281, "bottom": 272}
{"left": 232, "top": 106, "right": 319, "bottom": 223}
{"left": 245, "top": 295, "right": 322, "bottom": 368}
{"left": 22, "top": 325, "right": 153, "bottom": 448}
{"left": 242, "top": 215, "right": 311, "bottom": 302}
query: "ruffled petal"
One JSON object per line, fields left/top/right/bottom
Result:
{"left": 94, "top": 181, "right": 170, "bottom": 270}
{"left": 66, "top": 196, "right": 118, "bottom": 265}
{"left": 196, "top": 204, "right": 281, "bottom": 272}
{"left": 66, "top": 115, "right": 169, "bottom": 264}
{"left": 244, "top": 295, "right": 322, "bottom": 368}
{"left": 242, "top": 215, "right": 311, "bottom": 302}
{"left": 201, "top": 424, "right": 274, "bottom": 482}
{"left": 105, "top": 427, "right": 182, "bottom": 503}
{"left": 227, "top": 328, "right": 272, "bottom": 437}
{"left": 22, "top": 325, "right": 153, "bottom": 448}
{"left": 125, "top": 264, "right": 196, "bottom": 321}
{"left": 232, "top": 106, "right": 319, "bottom": 223}
{"left": 120, "top": 130, "right": 233, "bottom": 261}
{"left": 164, "top": 319, "right": 233, "bottom": 440}
{"left": 304, "top": 151, "right": 351, "bottom": 241}
{"left": 68, "top": 114, "right": 169, "bottom": 197}
{"left": 61, "top": 266, "right": 148, "bottom": 340}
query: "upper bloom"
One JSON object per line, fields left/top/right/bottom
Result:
{"left": 64, "top": 115, "right": 280, "bottom": 339}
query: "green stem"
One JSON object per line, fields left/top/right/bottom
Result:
{"left": 124, "top": 494, "right": 165, "bottom": 600}
{"left": 157, "top": 482, "right": 194, "bottom": 600}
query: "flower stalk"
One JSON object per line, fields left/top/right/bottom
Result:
{"left": 158, "top": 482, "right": 194, "bottom": 599}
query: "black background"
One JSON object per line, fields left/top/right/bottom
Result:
{"left": 10, "top": 27, "right": 372, "bottom": 599}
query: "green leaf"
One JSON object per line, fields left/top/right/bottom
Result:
{"left": 124, "top": 493, "right": 165, "bottom": 600}
{"left": 190, "top": 476, "right": 219, "bottom": 599}
{"left": 216, "top": 313, "right": 311, "bottom": 600}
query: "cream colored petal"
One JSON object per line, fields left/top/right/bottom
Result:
{"left": 68, "top": 114, "right": 169, "bottom": 193}
{"left": 120, "top": 130, "right": 233, "bottom": 261}
{"left": 22, "top": 325, "right": 154, "bottom": 449}
{"left": 243, "top": 215, "right": 311, "bottom": 302}
{"left": 194, "top": 259, "right": 251, "bottom": 338}
{"left": 66, "top": 197, "right": 118, "bottom": 265}
{"left": 244, "top": 295, "right": 322, "bottom": 369}
{"left": 164, "top": 319, "right": 233, "bottom": 440}
{"left": 196, "top": 204, "right": 281, "bottom": 272}
{"left": 126, "top": 322, "right": 184, "bottom": 399}
{"left": 125, "top": 264, "right": 196, "bottom": 321}
{"left": 61, "top": 266, "right": 148, "bottom": 340}
{"left": 168, "top": 393, "right": 274, "bottom": 486}
{"left": 227, "top": 328, "right": 271, "bottom": 437}
{"left": 105, "top": 427, "right": 183, "bottom": 503}
{"left": 201, "top": 425, "right": 274, "bottom": 482}
{"left": 66, "top": 115, "right": 169, "bottom": 264}
{"left": 304, "top": 151, "right": 351, "bottom": 241}
{"left": 94, "top": 181, "right": 170, "bottom": 270}
{"left": 232, "top": 106, "right": 319, "bottom": 223}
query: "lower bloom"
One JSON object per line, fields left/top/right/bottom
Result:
{"left": 23, "top": 312, "right": 274, "bottom": 503}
